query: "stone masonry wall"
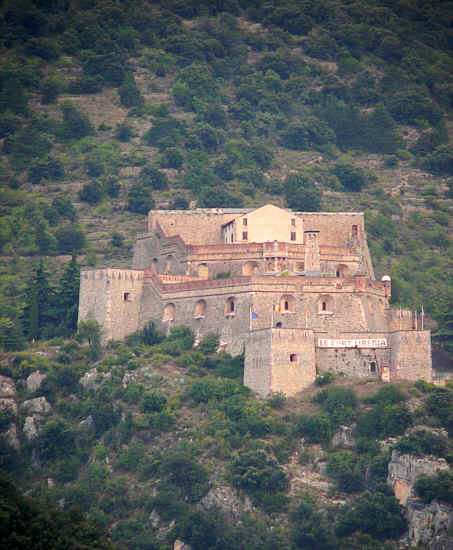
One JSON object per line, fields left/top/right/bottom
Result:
{"left": 139, "top": 277, "right": 253, "bottom": 355}
{"left": 270, "top": 328, "right": 316, "bottom": 396}
{"left": 244, "top": 329, "right": 272, "bottom": 396}
{"left": 316, "top": 345, "right": 390, "bottom": 378}
{"left": 390, "top": 330, "right": 432, "bottom": 382}
{"left": 79, "top": 269, "right": 143, "bottom": 341}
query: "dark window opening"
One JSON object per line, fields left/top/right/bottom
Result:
{"left": 284, "top": 301, "right": 289, "bottom": 311}
{"left": 290, "top": 354, "right": 297, "bottom": 362}
{"left": 352, "top": 225, "right": 358, "bottom": 238}
{"left": 226, "top": 299, "right": 235, "bottom": 314}
{"left": 291, "top": 218, "right": 296, "bottom": 226}
{"left": 276, "top": 322, "right": 282, "bottom": 328}
{"left": 322, "top": 301, "right": 327, "bottom": 311}
{"left": 336, "top": 270, "right": 340, "bottom": 277}
{"left": 123, "top": 292, "right": 131, "bottom": 301}
{"left": 290, "top": 232, "right": 296, "bottom": 241}
{"left": 242, "top": 231, "right": 248, "bottom": 240}
{"left": 243, "top": 218, "right": 247, "bottom": 226}
{"left": 370, "top": 362, "right": 376, "bottom": 373}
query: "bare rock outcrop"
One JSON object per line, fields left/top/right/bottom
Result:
{"left": 26, "top": 371, "right": 47, "bottom": 393}
{"left": 23, "top": 416, "right": 39, "bottom": 441}
{"left": 406, "top": 498, "right": 453, "bottom": 548}
{"left": 21, "top": 397, "right": 52, "bottom": 415}
{"left": 387, "top": 450, "right": 449, "bottom": 505}
{"left": 332, "top": 425, "right": 355, "bottom": 448}
{"left": 0, "top": 397, "right": 17, "bottom": 414}
{"left": 0, "top": 375, "right": 16, "bottom": 398}
{"left": 388, "top": 450, "right": 453, "bottom": 548}
{"left": 200, "top": 485, "right": 253, "bottom": 519}
{"left": 80, "top": 368, "right": 111, "bottom": 390}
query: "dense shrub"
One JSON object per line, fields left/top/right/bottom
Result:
{"left": 230, "top": 449, "right": 289, "bottom": 505}
{"left": 79, "top": 182, "right": 104, "bottom": 204}
{"left": 118, "top": 73, "right": 143, "bottom": 108}
{"left": 364, "top": 385, "right": 407, "bottom": 406}
{"left": 327, "top": 451, "right": 363, "bottom": 493}
{"left": 295, "top": 413, "right": 332, "bottom": 444}
{"left": 284, "top": 173, "right": 322, "bottom": 212}
{"left": 291, "top": 494, "right": 337, "bottom": 550}
{"left": 139, "top": 165, "right": 168, "bottom": 190}
{"left": 394, "top": 429, "right": 448, "bottom": 457}
{"left": 159, "top": 445, "right": 210, "bottom": 503}
{"left": 282, "top": 118, "right": 334, "bottom": 150}
{"left": 60, "top": 102, "right": 94, "bottom": 140}
{"left": 415, "top": 470, "right": 453, "bottom": 505}
{"left": 188, "top": 376, "right": 245, "bottom": 404}
{"left": 38, "top": 419, "right": 76, "bottom": 463}
{"left": 141, "top": 391, "right": 167, "bottom": 413}
{"left": 336, "top": 491, "right": 407, "bottom": 539}
{"left": 55, "top": 225, "right": 86, "bottom": 254}
{"left": 28, "top": 156, "right": 65, "bottom": 185}
{"left": 314, "top": 386, "right": 358, "bottom": 426}
{"left": 126, "top": 184, "right": 154, "bottom": 215}
{"left": 331, "top": 163, "right": 373, "bottom": 192}
{"left": 355, "top": 403, "right": 412, "bottom": 439}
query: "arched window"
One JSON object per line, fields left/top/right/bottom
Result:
{"left": 225, "top": 297, "right": 235, "bottom": 316}
{"left": 198, "top": 263, "right": 209, "bottom": 279}
{"left": 318, "top": 295, "right": 333, "bottom": 314}
{"left": 336, "top": 264, "right": 348, "bottom": 278}
{"left": 194, "top": 300, "right": 206, "bottom": 318}
{"left": 243, "top": 261, "right": 259, "bottom": 276}
{"left": 165, "top": 255, "right": 174, "bottom": 274}
{"left": 163, "top": 303, "right": 175, "bottom": 321}
{"left": 276, "top": 321, "right": 282, "bottom": 328}
{"left": 280, "top": 294, "right": 295, "bottom": 313}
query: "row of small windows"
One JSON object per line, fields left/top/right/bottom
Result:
{"left": 162, "top": 295, "right": 334, "bottom": 321}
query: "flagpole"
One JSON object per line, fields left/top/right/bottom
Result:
{"left": 421, "top": 304, "right": 424, "bottom": 331}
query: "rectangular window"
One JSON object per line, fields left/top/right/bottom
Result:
{"left": 123, "top": 292, "right": 131, "bottom": 301}
{"left": 242, "top": 231, "right": 248, "bottom": 240}
{"left": 290, "top": 232, "right": 296, "bottom": 241}
{"left": 291, "top": 218, "right": 295, "bottom": 226}
{"left": 370, "top": 362, "right": 376, "bottom": 373}
{"left": 243, "top": 218, "right": 247, "bottom": 226}
{"left": 290, "top": 354, "right": 297, "bottom": 363}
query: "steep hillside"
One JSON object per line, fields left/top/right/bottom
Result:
{"left": 1, "top": 330, "right": 453, "bottom": 550}
{"left": 0, "top": 0, "right": 452, "bottom": 350}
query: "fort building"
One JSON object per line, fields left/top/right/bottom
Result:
{"left": 78, "top": 204, "right": 432, "bottom": 396}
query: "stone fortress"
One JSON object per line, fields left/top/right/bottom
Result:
{"left": 78, "top": 204, "right": 432, "bottom": 396}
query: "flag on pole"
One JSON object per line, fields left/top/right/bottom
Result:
{"left": 273, "top": 305, "right": 280, "bottom": 312}
{"left": 251, "top": 311, "right": 258, "bottom": 319}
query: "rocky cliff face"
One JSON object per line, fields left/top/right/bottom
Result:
{"left": 387, "top": 450, "right": 453, "bottom": 548}
{"left": 387, "top": 450, "right": 449, "bottom": 506}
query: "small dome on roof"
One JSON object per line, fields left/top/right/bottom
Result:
{"left": 381, "top": 275, "right": 391, "bottom": 282}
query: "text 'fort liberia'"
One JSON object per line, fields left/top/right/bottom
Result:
{"left": 78, "top": 204, "right": 432, "bottom": 396}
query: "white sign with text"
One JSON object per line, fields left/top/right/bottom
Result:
{"left": 318, "top": 338, "right": 387, "bottom": 348}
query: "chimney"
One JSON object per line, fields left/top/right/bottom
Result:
{"left": 304, "top": 230, "right": 320, "bottom": 273}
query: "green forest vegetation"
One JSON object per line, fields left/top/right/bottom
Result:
{"left": 0, "top": 0, "right": 453, "bottom": 349}
{"left": 2, "top": 322, "right": 453, "bottom": 549}
{"left": 0, "top": 0, "right": 453, "bottom": 548}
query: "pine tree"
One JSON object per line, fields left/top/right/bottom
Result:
{"left": 22, "top": 261, "right": 56, "bottom": 340}
{"left": 56, "top": 256, "right": 80, "bottom": 336}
